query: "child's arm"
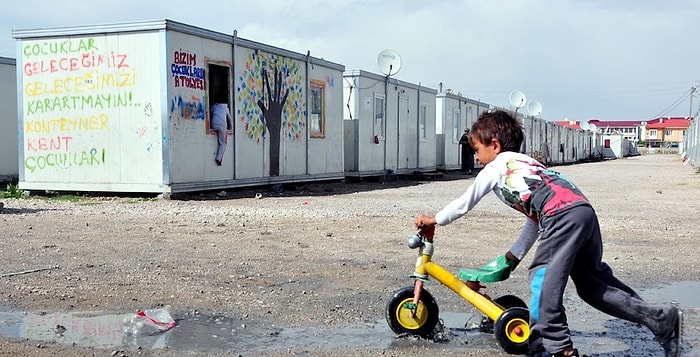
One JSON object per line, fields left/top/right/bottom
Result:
{"left": 508, "top": 218, "right": 539, "bottom": 261}
{"left": 434, "top": 168, "right": 497, "bottom": 225}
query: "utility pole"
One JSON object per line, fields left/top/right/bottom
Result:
{"left": 691, "top": 85, "right": 697, "bottom": 118}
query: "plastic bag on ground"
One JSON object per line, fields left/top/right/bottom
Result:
{"left": 123, "top": 306, "right": 176, "bottom": 336}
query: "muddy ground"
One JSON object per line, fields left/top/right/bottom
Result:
{"left": 0, "top": 154, "right": 699, "bottom": 357}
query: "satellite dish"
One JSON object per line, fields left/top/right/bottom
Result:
{"left": 509, "top": 90, "right": 527, "bottom": 109}
{"left": 527, "top": 100, "right": 542, "bottom": 116}
{"left": 580, "top": 122, "right": 590, "bottom": 131}
{"left": 589, "top": 123, "right": 598, "bottom": 132}
{"left": 377, "top": 50, "right": 402, "bottom": 76}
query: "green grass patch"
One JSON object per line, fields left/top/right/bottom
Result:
{"left": 1, "top": 183, "right": 22, "bottom": 199}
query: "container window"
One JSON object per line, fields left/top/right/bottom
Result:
{"left": 310, "top": 79, "right": 325, "bottom": 138}
{"left": 207, "top": 62, "right": 232, "bottom": 134}
{"left": 374, "top": 96, "right": 385, "bottom": 139}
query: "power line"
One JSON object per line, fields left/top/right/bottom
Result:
{"left": 652, "top": 87, "right": 693, "bottom": 118}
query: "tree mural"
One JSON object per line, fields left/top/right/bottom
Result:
{"left": 236, "top": 51, "right": 305, "bottom": 176}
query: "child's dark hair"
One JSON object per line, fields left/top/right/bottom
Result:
{"left": 470, "top": 109, "right": 523, "bottom": 152}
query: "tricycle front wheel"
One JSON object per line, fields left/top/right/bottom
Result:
{"left": 385, "top": 286, "right": 439, "bottom": 338}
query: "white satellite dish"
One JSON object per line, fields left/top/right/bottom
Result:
{"left": 509, "top": 90, "right": 527, "bottom": 109}
{"left": 580, "top": 121, "right": 590, "bottom": 131}
{"left": 589, "top": 123, "right": 598, "bottom": 132}
{"left": 377, "top": 50, "right": 402, "bottom": 76}
{"left": 527, "top": 100, "right": 543, "bottom": 116}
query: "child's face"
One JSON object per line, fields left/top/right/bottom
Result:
{"left": 472, "top": 138, "right": 501, "bottom": 165}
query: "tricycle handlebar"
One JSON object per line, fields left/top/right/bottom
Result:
{"left": 407, "top": 233, "right": 425, "bottom": 249}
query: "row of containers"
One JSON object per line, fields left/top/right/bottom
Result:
{"left": 683, "top": 118, "right": 700, "bottom": 168}
{"left": 1, "top": 19, "right": 633, "bottom": 195}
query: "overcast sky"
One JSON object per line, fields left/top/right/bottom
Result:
{"left": 2, "top": 0, "right": 699, "bottom": 121}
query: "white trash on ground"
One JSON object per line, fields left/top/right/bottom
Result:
{"left": 122, "top": 306, "right": 176, "bottom": 336}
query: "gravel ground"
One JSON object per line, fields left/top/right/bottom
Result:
{"left": 0, "top": 154, "right": 698, "bottom": 357}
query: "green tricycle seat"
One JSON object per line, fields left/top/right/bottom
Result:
{"left": 458, "top": 254, "right": 514, "bottom": 283}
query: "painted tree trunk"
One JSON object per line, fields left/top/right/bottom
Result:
{"left": 257, "top": 68, "right": 289, "bottom": 176}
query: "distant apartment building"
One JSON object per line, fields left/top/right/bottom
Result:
{"left": 555, "top": 117, "right": 692, "bottom": 148}
{"left": 587, "top": 119, "right": 643, "bottom": 143}
{"left": 641, "top": 117, "right": 691, "bottom": 147}
{"left": 586, "top": 118, "right": 692, "bottom": 147}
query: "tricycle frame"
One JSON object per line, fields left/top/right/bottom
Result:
{"left": 385, "top": 232, "right": 530, "bottom": 354}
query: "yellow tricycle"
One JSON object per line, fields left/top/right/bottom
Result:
{"left": 385, "top": 228, "right": 530, "bottom": 354}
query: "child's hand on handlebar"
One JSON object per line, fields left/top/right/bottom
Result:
{"left": 414, "top": 214, "right": 437, "bottom": 230}
{"left": 505, "top": 250, "right": 521, "bottom": 270}
{"left": 414, "top": 214, "right": 437, "bottom": 238}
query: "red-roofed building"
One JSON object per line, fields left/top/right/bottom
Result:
{"left": 554, "top": 120, "right": 581, "bottom": 129}
{"left": 642, "top": 117, "right": 692, "bottom": 147}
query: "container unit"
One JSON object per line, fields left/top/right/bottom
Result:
{"left": 580, "top": 130, "right": 596, "bottom": 159}
{"left": 581, "top": 128, "right": 602, "bottom": 160}
{"left": 563, "top": 127, "right": 576, "bottom": 163}
{"left": 539, "top": 121, "right": 552, "bottom": 165}
{"left": 0, "top": 57, "right": 17, "bottom": 182}
{"left": 601, "top": 134, "right": 625, "bottom": 158}
{"left": 624, "top": 139, "right": 640, "bottom": 156}
{"left": 521, "top": 115, "right": 538, "bottom": 159}
{"left": 343, "top": 70, "right": 437, "bottom": 177}
{"left": 13, "top": 19, "right": 344, "bottom": 194}
{"left": 540, "top": 120, "right": 554, "bottom": 164}
{"left": 683, "top": 118, "right": 699, "bottom": 168}
{"left": 571, "top": 128, "right": 582, "bottom": 161}
{"left": 551, "top": 124, "right": 567, "bottom": 165}
{"left": 528, "top": 116, "right": 549, "bottom": 164}
{"left": 435, "top": 92, "right": 487, "bottom": 171}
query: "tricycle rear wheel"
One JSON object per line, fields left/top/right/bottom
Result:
{"left": 385, "top": 286, "right": 439, "bottom": 338}
{"left": 493, "top": 294, "right": 528, "bottom": 310}
{"left": 494, "top": 307, "right": 530, "bottom": 354}
{"left": 480, "top": 294, "right": 528, "bottom": 333}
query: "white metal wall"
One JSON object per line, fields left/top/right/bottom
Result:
{"left": 0, "top": 57, "right": 17, "bottom": 180}
{"left": 18, "top": 32, "right": 165, "bottom": 192}
{"left": 342, "top": 71, "right": 391, "bottom": 175}
{"left": 342, "top": 70, "right": 437, "bottom": 176}
{"left": 167, "top": 31, "right": 231, "bottom": 184}
{"left": 436, "top": 92, "right": 465, "bottom": 170}
{"left": 683, "top": 119, "right": 699, "bottom": 168}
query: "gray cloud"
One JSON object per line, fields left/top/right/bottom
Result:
{"left": 2, "top": 0, "right": 699, "bottom": 120}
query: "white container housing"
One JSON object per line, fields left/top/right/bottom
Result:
{"left": 601, "top": 134, "right": 626, "bottom": 159}
{"left": 343, "top": 70, "right": 437, "bottom": 177}
{"left": 435, "top": 92, "right": 488, "bottom": 171}
{"left": 0, "top": 57, "right": 18, "bottom": 181}
{"left": 13, "top": 20, "right": 345, "bottom": 194}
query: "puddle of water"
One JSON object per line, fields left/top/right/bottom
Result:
{"left": 0, "top": 311, "right": 144, "bottom": 348}
{"left": 640, "top": 281, "right": 700, "bottom": 309}
{"left": 0, "top": 310, "right": 394, "bottom": 353}
{"left": 0, "top": 281, "right": 697, "bottom": 354}
{"left": 165, "top": 315, "right": 393, "bottom": 353}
